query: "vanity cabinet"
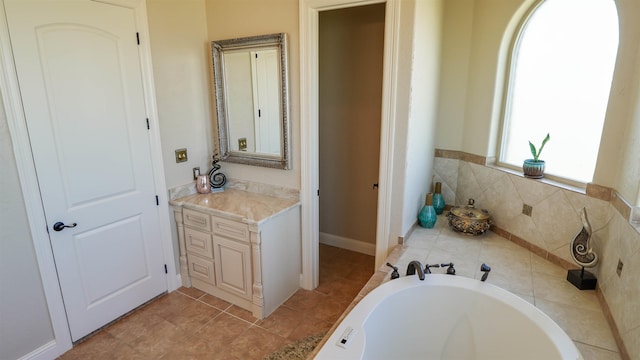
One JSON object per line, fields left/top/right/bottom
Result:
{"left": 170, "top": 189, "right": 301, "bottom": 319}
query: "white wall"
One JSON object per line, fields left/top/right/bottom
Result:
{"left": 434, "top": 0, "right": 473, "bottom": 151}
{"left": 390, "top": 0, "right": 443, "bottom": 243}
{"left": 147, "top": 0, "right": 214, "bottom": 190}
{"left": 0, "top": 95, "right": 54, "bottom": 359}
{"left": 436, "top": 0, "right": 640, "bottom": 205}
{"left": 205, "top": 0, "right": 300, "bottom": 190}
{"left": 596, "top": 0, "right": 640, "bottom": 202}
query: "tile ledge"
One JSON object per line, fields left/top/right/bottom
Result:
{"left": 484, "top": 163, "right": 587, "bottom": 195}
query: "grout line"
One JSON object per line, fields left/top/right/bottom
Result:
{"left": 573, "top": 340, "right": 621, "bottom": 355}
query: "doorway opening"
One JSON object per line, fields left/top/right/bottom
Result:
{"left": 317, "top": 4, "right": 385, "bottom": 288}
{"left": 299, "top": 0, "right": 399, "bottom": 290}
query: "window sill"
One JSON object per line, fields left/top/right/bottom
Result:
{"left": 486, "top": 162, "right": 587, "bottom": 195}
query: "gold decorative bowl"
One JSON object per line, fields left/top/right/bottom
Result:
{"left": 446, "top": 199, "right": 492, "bottom": 236}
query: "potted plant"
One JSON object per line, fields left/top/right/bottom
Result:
{"left": 523, "top": 133, "right": 550, "bottom": 178}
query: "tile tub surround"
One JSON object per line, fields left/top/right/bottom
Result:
{"left": 312, "top": 222, "right": 624, "bottom": 360}
{"left": 433, "top": 153, "right": 640, "bottom": 359}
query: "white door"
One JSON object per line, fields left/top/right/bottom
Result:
{"left": 5, "top": 0, "right": 167, "bottom": 341}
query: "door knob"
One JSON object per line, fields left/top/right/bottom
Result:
{"left": 53, "top": 222, "right": 77, "bottom": 232}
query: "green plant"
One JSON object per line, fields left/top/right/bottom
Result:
{"left": 529, "top": 133, "right": 550, "bottom": 162}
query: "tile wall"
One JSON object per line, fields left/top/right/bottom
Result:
{"left": 433, "top": 155, "right": 640, "bottom": 359}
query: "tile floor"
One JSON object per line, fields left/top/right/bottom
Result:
{"left": 57, "top": 244, "right": 374, "bottom": 360}
{"left": 394, "top": 218, "right": 623, "bottom": 360}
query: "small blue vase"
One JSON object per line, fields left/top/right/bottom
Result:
{"left": 433, "top": 182, "right": 445, "bottom": 215}
{"left": 418, "top": 193, "right": 437, "bottom": 228}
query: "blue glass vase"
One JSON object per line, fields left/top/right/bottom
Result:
{"left": 433, "top": 182, "right": 445, "bottom": 215}
{"left": 418, "top": 193, "right": 437, "bottom": 228}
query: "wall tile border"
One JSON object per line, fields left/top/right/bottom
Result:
{"left": 597, "top": 287, "right": 631, "bottom": 360}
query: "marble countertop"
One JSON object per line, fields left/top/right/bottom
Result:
{"left": 169, "top": 188, "right": 300, "bottom": 225}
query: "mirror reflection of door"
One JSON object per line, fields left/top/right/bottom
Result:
{"left": 223, "top": 49, "right": 281, "bottom": 156}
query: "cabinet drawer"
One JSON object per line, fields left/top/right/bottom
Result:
{"left": 185, "top": 227, "right": 213, "bottom": 258}
{"left": 187, "top": 253, "right": 215, "bottom": 285}
{"left": 212, "top": 217, "right": 249, "bottom": 242}
{"left": 183, "top": 208, "right": 211, "bottom": 231}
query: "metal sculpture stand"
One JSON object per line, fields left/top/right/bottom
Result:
{"left": 567, "top": 207, "right": 598, "bottom": 290}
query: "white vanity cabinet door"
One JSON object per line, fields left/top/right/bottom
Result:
{"left": 213, "top": 235, "right": 252, "bottom": 300}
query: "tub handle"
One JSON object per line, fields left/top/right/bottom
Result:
{"left": 386, "top": 263, "right": 399, "bottom": 280}
{"left": 480, "top": 263, "right": 491, "bottom": 282}
{"left": 441, "top": 262, "right": 456, "bottom": 275}
{"left": 425, "top": 263, "right": 440, "bottom": 274}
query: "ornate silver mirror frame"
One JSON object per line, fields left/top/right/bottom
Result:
{"left": 211, "top": 33, "right": 291, "bottom": 169}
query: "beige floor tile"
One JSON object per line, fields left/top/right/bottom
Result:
{"left": 177, "top": 286, "right": 206, "bottom": 299}
{"left": 198, "top": 293, "right": 232, "bottom": 310}
{"left": 220, "top": 326, "right": 287, "bottom": 360}
{"left": 194, "top": 312, "right": 252, "bottom": 353}
{"left": 575, "top": 342, "right": 622, "bottom": 360}
{"left": 532, "top": 272, "right": 601, "bottom": 312}
{"left": 536, "top": 298, "right": 618, "bottom": 352}
{"left": 104, "top": 310, "right": 165, "bottom": 344}
{"left": 225, "top": 304, "right": 258, "bottom": 323}
{"left": 531, "top": 253, "right": 567, "bottom": 277}
{"left": 58, "top": 245, "right": 374, "bottom": 359}
{"left": 255, "top": 305, "right": 302, "bottom": 338}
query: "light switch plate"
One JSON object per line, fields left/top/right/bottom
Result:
{"left": 175, "top": 148, "right": 187, "bottom": 163}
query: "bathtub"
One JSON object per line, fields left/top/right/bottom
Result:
{"left": 315, "top": 274, "right": 582, "bottom": 360}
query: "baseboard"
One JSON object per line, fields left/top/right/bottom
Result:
{"left": 18, "top": 340, "right": 66, "bottom": 360}
{"left": 398, "top": 221, "right": 418, "bottom": 245}
{"left": 175, "top": 273, "right": 182, "bottom": 289}
{"left": 319, "top": 232, "right": 376, "bottom": 256}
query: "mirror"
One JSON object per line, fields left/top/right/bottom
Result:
{"left": 211, "top": 33, "right": 290, "bottom": 169}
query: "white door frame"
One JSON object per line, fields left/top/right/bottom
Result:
{"left": 0, "top": 1, "right": 177, "bottom": 358}
{"left": 299, "top": 0, "right": 400, "bottom": 289}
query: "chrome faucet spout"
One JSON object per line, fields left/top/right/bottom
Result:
{"left": 406, "top": 261, "right": 425, "bottom": 280}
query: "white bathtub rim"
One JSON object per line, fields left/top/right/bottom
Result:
{"left": 315, "top": 274, "right": 583, "bottom": 360}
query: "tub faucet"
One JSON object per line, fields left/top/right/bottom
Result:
{"left": 406, "top": 261, "right": 425, "bottom": 280}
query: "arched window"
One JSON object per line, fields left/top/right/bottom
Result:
{"left": 499, "top": 0, "right": 619, "bottom": 184}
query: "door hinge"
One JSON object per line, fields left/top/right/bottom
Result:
{"left": 164, "top": 264, "right": 168, "bottom": 274}
{"left": 136, "top": 32, "right": 140, "bottom": 45}
{"left": 258, "top": 109, "right": 261, "bottom": 117}
{"left": 317, "top": 189, "right": 320, "bottom": 196}
{"left": 155, "top": 195, "right": 159, "bottom": 206}
{"left": 146, "top": 118, "right": 150, "bottom": 130}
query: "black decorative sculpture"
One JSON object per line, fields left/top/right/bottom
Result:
{"left": 208, "top": 153, "right": 226, "bottom": 191}
{"left": 567, "top": 207, "right": 599, "bottom": 290}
